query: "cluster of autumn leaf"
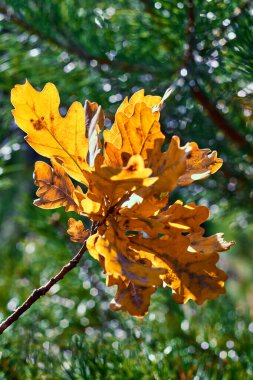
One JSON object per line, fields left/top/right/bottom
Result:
{"left": 11, "top": 81, "right": 235, "bottom": 317}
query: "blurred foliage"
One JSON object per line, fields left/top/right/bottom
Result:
{"left": 0, "top": 0, "right": 253, "bottom": 378}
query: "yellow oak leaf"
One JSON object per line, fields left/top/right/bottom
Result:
{"left": 67, "top": 218, "right": 90, "bottom": 243}
{"left": 99, "top": 155, "right": 153, "bottom": 181}
{"left": 103, "top": 102, "right": 164, "bottom": 167}
{"left": 88, "top": 155, "right": 157, "bottom": 208}
{"left": 119, "top": 200, "right": 208, "bottom": 239}
{"left": 33, "top": 159, "right": 79, "bottom": 212}
{"left": 11, "top": 81, "right": 92, "bottom": 185}
{"left": 120, "top": 194, "right": 168, "bottom": 218}
{"left": 118, "top": 214, "right": 190, "bottom": 239}
{"left": 80, "top": 189, "right": 105, "bottom": 221}
{"left": 116, "top": 89, "right": 162, "bottom": 119}
{"left": 103, "top": 90, "right": 161, "bottom": 153}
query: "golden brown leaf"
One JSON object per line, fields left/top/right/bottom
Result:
{"left": 110, "top": 277, "right": 156, "bottom": 317}
{"left": 11, "top": 81, "right": 92, "bottom": 185}
{"left": 104, "top": 102, "right": 164, "bottom": 167}
{"left": 33, "top": 159, "right": 79, "bottom": 212}
{"left": 159, "top": 201, "right": 210, "bottom": 234}
{"left": 87, "top": 155, "right": 157, "bottom": 209}
{"left": 11, "top": 81, "right": 234, "bottom": 317}
{"left": 67, "top": 218, "right": 90, "bottom": 243}
{"left": 150, "top": 136, "right": 189, "bottom": 194}
{"left": 178, "top": 142, "right": 223, "bottom": 186}
{"left": 118, "top": 213, "right": 190, "bottom": 239}
{"left": 189, "top": 232, "right": 236, "bottom": 254}
{"left": 120, "top": 194, "right": 168, "bottom": 218}
{"left": 103, "top": 90, "right": 161, "bottom": 153}
{"left": 86, "top": 221, "right": 166, "bottom": 287}
{"left": 129, "top": 223, "right": 234, "bottom": 305}
{"left": 118, "top": 193, "right": 209, "bottom": 242}
{"left": 116, "top": 200, "right": 234, "bottom": 305}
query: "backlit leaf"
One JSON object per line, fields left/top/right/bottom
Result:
{"left": 103, "top": 89, "right": 161, "bottom": 152}
{"left": 110, "top": 277, "right": 156, "bottom": 317}
{"left": 104, "top": 101, "right": 164, "bottom": 167}
{"left": 11, "top": 80, "right": 91, "bottom": 185}
{"left": 67, "top": 218, "right": 90, "bottom": 243}
{"left": 33, "top": 159, "right": 79, "bottom": 212}
{"left": 12, "top": 81, "right": 235, "bottom": 317}
{"left": 87, "top": 222, "right": 166, "bottom": 288}
{"left": 178, "top": 142, "right": 223, "bottom": 186}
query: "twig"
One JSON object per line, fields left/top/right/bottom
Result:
{"left": 0, "top": 241, "right": 88, "bottom": 334}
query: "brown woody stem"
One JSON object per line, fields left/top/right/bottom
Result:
{"left": 0, "top": 241, "right": 88, "bottom": 335}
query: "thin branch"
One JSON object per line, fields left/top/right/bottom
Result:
{"left": 0, "top": 240, "right": 89, "bottom": 334}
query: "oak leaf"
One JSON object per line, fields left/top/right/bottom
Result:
{"left": 178, "top": 142, "right": 223, "bottom": 186}
{"left": 120, "top": 194, "right": 168, "bottom": 218}
{"left": 67, "top": 218, "right": 90, "bottom": 243}
{"left": 87, "top": 223, "right": 166, "bottom": 287}
{"left": 33, "top": 159, "right": 79, "bottom": 212}
{"left": 12, "top": 81, "right": 235, "bottom": 318}
{"left": 116, "top": 89, "right": 162, "bottom": 118}
{"left": 150, "top": 136, "right": 189, "bottom": 193}
{"left": 11, "top": 81, "right": 92, "bottom": 185}
{"left": 103, "top": 89, "right": 161, "bottom": 153}
{"left": 110, "top": 277, "right": 156, "bottom": 317}
{"left": 85, "top": 155, "right": 157, "bottom": 210}
{"left": 104, "top": 101, "right": 164, "bottom": 167}
{"left": 129, "top": 228, "right": 233, "bottom": 305}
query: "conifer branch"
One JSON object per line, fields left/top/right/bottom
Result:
{"left": 181, "top": 0, "right": 252, "bottom": 153}
{"left": 0, "top": 2, "right": 149, "bottom": 73}
{"left": 191, "top": 82, "right": 252, "bottom": 151}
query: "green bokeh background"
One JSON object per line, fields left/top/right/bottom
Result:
{"left": 0, "top": 1, "right": 252, "bottom": 379}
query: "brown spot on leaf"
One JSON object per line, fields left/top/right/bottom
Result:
{"left": 77, "top": 156, "right": 84, "bottom": 162}
{"left": 127, "top": 163, "right": 138, "bottom": 172}
{"left": 32, "top": 119, "right": 46, "bottom": 131}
